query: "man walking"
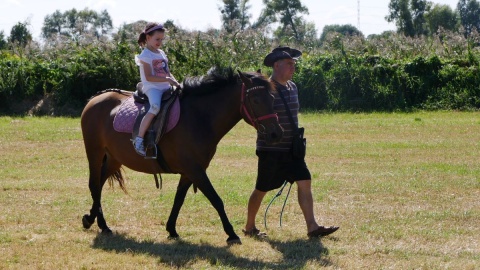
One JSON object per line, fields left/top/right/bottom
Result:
{"left": 243, "top": 47, "right": 339, "bottom": 238}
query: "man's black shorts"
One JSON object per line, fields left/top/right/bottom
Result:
{"left": 255, "top": 150, "right": 311, "bottom": 192}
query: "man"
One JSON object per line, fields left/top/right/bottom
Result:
{"left": 243, "top": 47, "right": 339, "bottom": 238}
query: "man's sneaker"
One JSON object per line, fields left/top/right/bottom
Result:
{"left": 132, "top": 137, "right": 146, "bottom": 156}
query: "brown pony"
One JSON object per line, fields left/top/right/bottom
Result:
{"left": 80, "top": 67, "right": 283, "bottom": 244}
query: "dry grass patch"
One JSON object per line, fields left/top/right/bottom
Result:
{"left": 0, "top": 112, "right": 479, "bottom": 269}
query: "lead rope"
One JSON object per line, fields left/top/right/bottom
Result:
{"left": 264, "top": 181, "right": 293, "bottom": 229}
{"left": 280, "top": 182, "right": 293, "bottom": 227}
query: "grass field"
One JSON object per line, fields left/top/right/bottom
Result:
{"left": 0, "top": 112, "right": 479, "bottom": 269}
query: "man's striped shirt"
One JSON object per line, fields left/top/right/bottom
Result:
{"left": 256, "top": 80, "right": 299, "bottom": 152}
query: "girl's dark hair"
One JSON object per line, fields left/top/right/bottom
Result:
{"left": 137, "top": 22, "right": 166, "bottom": 47}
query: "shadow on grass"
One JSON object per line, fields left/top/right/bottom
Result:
{"left": 266, "top": 238, "right": 333, "bottom": 267}
{"left": 92, "top": 232, "right": 333, "bottom": 268}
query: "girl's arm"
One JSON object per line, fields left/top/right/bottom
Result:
{"left": 141, "top": 61, "right": 180, "bottom": 87}
{"left": 168, "top": 73, "right": 181, "bottom": 88}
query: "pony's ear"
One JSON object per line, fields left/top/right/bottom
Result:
{"left": 237, "top": 70, "right": 252, "bottom": 85}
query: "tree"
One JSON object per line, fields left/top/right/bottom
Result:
{"left": 457, "top": 0, "right": 480, "bottom": 37}
{"left": 163, "top": 20, "right": 178, "bottom": 33}
{"left": 8, "top": 22, "right": 32, "bottom": 47}
{"left": 294, "top": 19, "right": 318, "bottom": 45}
{"left": 255, "top": 0, "right": 309, "bottom": 41}
{"left": 0, "top": 31, "right": 7, "bottom": 50}
{"left": 113, "top": 20, "right": 148, "bottom": 44}
{"left": 367, "top": 30, "right": 396, "bottom": 40}
{"left": 41, "top": 10, "right": 65, "bottom": 38}
{"left": 386, "top": 0, "right": 414, "bottom": 36}
{"left": 386, "top": 0, "right": 430, "bottom": 36}
{"left": 238, "top": 0, "right": 252, "bottom": 30}
{"left": 74, "top": 8, "right": 98, "bottom": 36}
{"left": 319, "top": 24, "right": 363, "bottom": 45}
{"left": 273, "top": 17, "right": 317, "bottom": 45}
{"left": 41, "top": 8, "right": 113, "bottom": 39}
{"left": 411, "top": 0, "right": 431, "bottom": 36}
{"left": 114, "top": 19, "right": 177, "bottom": 45}
{"left": 219, "top": 0, "right": 251, "bottom": 32}
{"left": 94, "top": 10, "right": 113, "bottom": 37}
{"left": 425, "top": 4, "right": 459, "bottom": 34}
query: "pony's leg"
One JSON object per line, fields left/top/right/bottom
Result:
{"left": 82, "top": 150, "right": 104, "bottom": 230}
{"left": 166, "top": 175, "right": 192, "bottom": 239}
{"left": 195, "top": 174, "right": 241, "bottom": 244}
{"left": 83, "top": 154, "right": 121, "bottom": 234}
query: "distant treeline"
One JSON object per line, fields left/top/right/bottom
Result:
{"left": 0, "top": 27, "right": 479, "bottom": 115}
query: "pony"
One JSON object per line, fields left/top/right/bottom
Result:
{"left": 80, "top": 67, "right": 284, "bottom": 244}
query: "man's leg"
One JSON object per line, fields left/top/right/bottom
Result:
{"left": 296, "top": 179, "right": 319, "bottom": 233}
{"left": 297, "top": 179, "right": 339, "bottom": 236}
{"left": 245, "top": 189, "right": 266, "bottom": 232}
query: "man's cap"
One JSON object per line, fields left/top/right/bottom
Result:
{"left": 263, "top": 46, "right": 302, "bottom": 67}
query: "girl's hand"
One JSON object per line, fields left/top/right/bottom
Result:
{"left": 167, "top": 77, "right": 180, "bottom": 88}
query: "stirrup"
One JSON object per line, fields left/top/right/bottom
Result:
{"left": 144, "top": 142, "right": 157, "bottom": 159}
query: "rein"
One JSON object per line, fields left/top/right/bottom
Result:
{"left": 264, "top": 181, "right": 293, "bottom": 229}
{"left": 240, "top": 84, "right": 278, "bottom": 130}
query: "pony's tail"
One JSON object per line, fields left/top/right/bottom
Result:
{"left": 108, "top": 169, "right": 128, "bottom": 194}
{"left": 101, "top": 155, "right": 128, "bottom": 194}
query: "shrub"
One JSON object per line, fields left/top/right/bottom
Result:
{"left": 0, "top": 28, "right": 479, "bottom": 115}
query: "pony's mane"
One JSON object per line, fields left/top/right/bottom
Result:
{"left": 249, "top": 71, "right": 275, "bottom": 93}
{"left": 182, "top": 66, "right": 272, "bottom": 95}
{"left": 182, "top": 67, "right": 236, "bottom": 95}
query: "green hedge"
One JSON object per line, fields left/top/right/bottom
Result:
{"left": 293, "top": 31, "right": 480, "bottom": 111}
{"left": 1, "top": 30, "right": 479, "bottom": 115}
{"left": 295, "top": 50, "right": 479, "bottom": 111}
{"left": 0, "top": 41, "right": 139, "bottom": 113}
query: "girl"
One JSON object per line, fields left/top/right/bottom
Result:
{"left": 133, "top": 22, "right": 180, "bottom": 156}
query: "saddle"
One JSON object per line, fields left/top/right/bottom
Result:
{"left": 133, "top": 84, "right": 180, "bottom": 159}
{"left": 113, "top": 83, "right": 181, "bottom": 160}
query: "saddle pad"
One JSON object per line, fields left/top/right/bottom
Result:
{"left": 113, "top": 96, "right": 180, "bottom": 134}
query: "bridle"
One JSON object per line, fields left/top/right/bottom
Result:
{"left": 240, "top": 83, "right": 278, "bottom": 131}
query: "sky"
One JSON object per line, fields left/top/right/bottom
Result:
{"left": 0, "top": 0, "right": 461, "bottom": 40}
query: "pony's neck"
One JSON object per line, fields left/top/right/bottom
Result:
{"left": 210, "top": 85, "right": 243, "bottom": 142}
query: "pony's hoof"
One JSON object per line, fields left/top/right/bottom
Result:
{"left": 167, "top": 229, "right": 179, "bottom": 239}
{"left": 167, "top": 235, "right": 179, "bottom": 240}
{"left": 167, "top": 231, "right": 180, "bottom": 240}
{"left": 82, "top": 215, "right": 93, "bottom": 229}
{"left": 227, "top": 237, "right": 242, "bottom": 245}
{"left": 101, "top": 228, "right": 113, "bottom": 235}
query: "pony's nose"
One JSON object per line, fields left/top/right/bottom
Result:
{"left": 268, "top": 134, "right": 281, "bottom": 145}
{"left": 263, "top": 123, "right": 284, "bottom": 145}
